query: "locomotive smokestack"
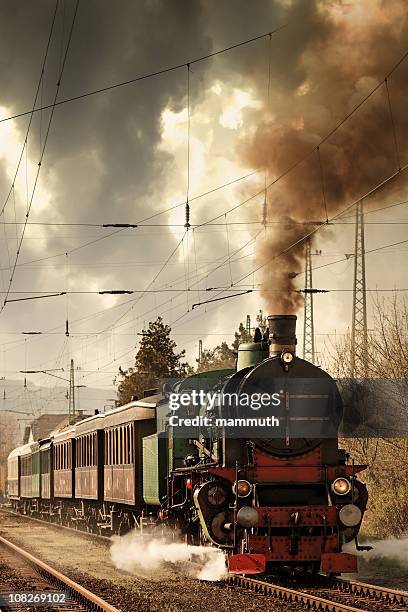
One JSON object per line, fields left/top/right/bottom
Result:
{"left": 267, "top": 315, "right": 297, "bottom": 356}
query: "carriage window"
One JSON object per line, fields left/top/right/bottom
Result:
{"left": 128, "top": 425, "right": 132, "bottom": 463}
{"left": 118, "top": 428, "right": 121, "bottom": 464}
{"left": 117, "top": 428, "right": 121, "bottom": 465}
{"left": 113, "top": 429, "right": 116, "bottom": 465}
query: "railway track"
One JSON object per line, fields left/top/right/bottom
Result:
{"left": 0, "top": 536, "right": 119, "bottom": 612}
{"left": 0, "top": 506, "right": 111, "bottom": 542}
{"left": 3, "top": 507, "right": 408, "bottom": 611}
{"left": 228, "top": 574, "right": 408, "bottom": 611}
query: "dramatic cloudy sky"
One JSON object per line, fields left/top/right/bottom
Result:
{"left": 0, "top": 0, "right": 407, "bottom": 414}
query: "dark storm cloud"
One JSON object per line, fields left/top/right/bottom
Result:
{"left": 0, "top": 0, "right": 406, "bottom": 373}
{"left": 0, "top": 0, "right": 212, "bottom": 223}
{"left": 0, "top": 0, "right": 218, "bottom": 338}
{"left": 204, "top": 0, "right": 328, "bottom": 95}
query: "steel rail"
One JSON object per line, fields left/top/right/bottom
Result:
{"left": 334, "top": 578, "right": 408, "bottom": 607}
{"left": 228, "top": 574, "right": 363, "bottom": 611}
{"left": 0, "top": 535, "right": 119, "bottom": 612}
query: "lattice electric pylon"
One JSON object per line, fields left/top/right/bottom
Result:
{"left": 303, "top": 238, "right": 315, "bottom": 364}
{"left": 351, "top": 201, "right": 368, "bottom": 377}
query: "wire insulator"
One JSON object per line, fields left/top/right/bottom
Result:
{"left": 184, "top": 201, "right": 190, "bottom": 228}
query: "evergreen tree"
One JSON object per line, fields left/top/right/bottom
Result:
{"left": 196, "top": 342, "right": 236, "bottom": 373}
{"left": 115, "top": 317, "right": 190, "bottom": 405}
{"left": 232, "top": 322, "right": 252, "bottom": 350}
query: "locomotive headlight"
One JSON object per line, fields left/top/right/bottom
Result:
{"left": 339, "top": 504, "right": 362, "bottom": 527}
{"left": 237, "top": 506, "right": 258, "bottom": 528}
{"left": 281, "top": 351, "right": 294, "bottom": 365}
{"left": 332, "top": 477, "right": 351, "bottom": 496}
{"left": 233, "top": 479, "right": 252, "bottom": 498}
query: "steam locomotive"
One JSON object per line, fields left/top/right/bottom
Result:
{"left": 7, "top": 315, "right": 368, "bottom": 576}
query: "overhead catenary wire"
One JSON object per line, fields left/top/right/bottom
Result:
{"left": 233, "top": 161, "right": 408, "bottom": 288}
{"left": 184, "top": 161, "right": 408, "bottom": 313}
{"left": 262, "top": 32, "right": 273, "bottom": 227}
{"left": 3, "top": 31, "right": 408, "bottom": 384}
{"left": 0, "top": 0, "right": 80, "bottom": 313}
{"left": 296, "top": 236, "right": 408, "bottom": 277}
{"left": 185, "top": 64, "right": 191, "bottom": 229}
{"left": 0, "top": 170, "right": 262, "bottom": 272}
{"left": 0, "top": 0, "right": 60, "bottom": 217}
{"left": 0, "top": 26, "right": 287, "bottom": 125}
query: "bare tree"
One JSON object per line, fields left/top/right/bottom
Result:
{"left": 327, "top": 295, "right": 408, "bottom": 537}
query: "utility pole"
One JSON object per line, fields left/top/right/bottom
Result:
{"left": 68, "top": 359, "right": 75, "bottom": 424}
{"left": 246, "top": 314, "right": 251, "bottom": 335}
{"left": 303, "top": 238, "right": 315, "bottom": 364}
{"left": 351, "top": 201, "right": 368, "bottom": 377}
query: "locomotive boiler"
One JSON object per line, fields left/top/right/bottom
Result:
{"left": 7, "top": 314, "right": 369, "bottom": 577}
